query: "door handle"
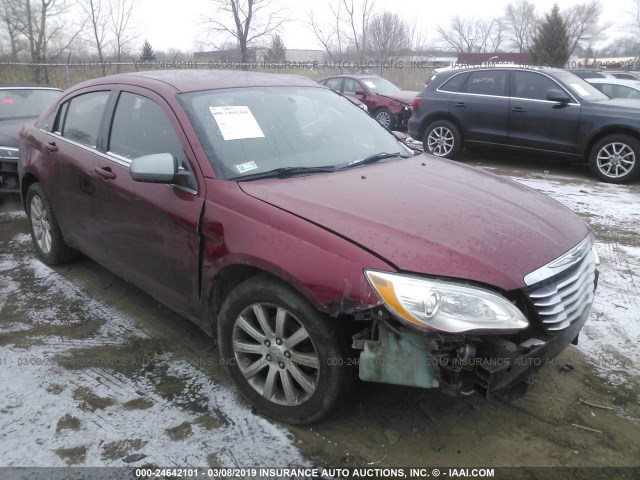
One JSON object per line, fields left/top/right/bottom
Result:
{"left": 512, "top": 107, "right": 526, "bottom": 113}
{"left": 454, "top": 102, "right": 467, "bottom": 108}
{"left": 45, "top": 141, "right": 58, "bottom": 153}
{"left": 94, "top": 166, "right": 116, "bottom": 180}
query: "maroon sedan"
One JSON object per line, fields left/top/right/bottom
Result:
{"left": 19, "top": 70, "right": 597, "bottom": 424}
{"left": 319, "top": 74, "right": 417, "bottom": 129}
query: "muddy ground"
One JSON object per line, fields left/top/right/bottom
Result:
{"left": 1, "top": 152, "right": 639, "bottom": 474}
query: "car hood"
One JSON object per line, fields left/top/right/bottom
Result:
{"left": 588, "top": 98, "right": 640, "bottom": 117}
{"left": 378, "top": 91, "right": 419, "bottom": 105}
{"left": 0, "top": 118, "right": 27, "bottom": 148}
{"left": 238, "top": 156, "right": 589, "bottom": 291}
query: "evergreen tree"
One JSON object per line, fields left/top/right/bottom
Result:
{"left": 139, "top": 39, "right": 157, "bottom": 61}
{"left": 263, "top": 34, "right": 286, "bottom": 63}
{"left": 530, "top": 4, "right": 570, "bottom": 67}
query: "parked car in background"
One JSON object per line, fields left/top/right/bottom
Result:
{"left": 586, "top": 78, "right": 640, "bottom": 100}
{"left": 607, "top": 71, "right": 640, "bottom": 81}
{"left": 567, "top": 69, "right": 616, "bottom": 80}
{"left": 19, "top": 70, "right": 597, "bottom": 424}
{"left": 318, "top": 74, "right": 417, "bottom": 129}
{"left": 0, "top": 84, "right": 61, "bottom": 192}
{"left": 409, "top": 66, "right": 640, "bottom": 183}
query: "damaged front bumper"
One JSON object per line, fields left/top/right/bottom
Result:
{"left": 354, "top": 305, "right": 590, "bottom": 398}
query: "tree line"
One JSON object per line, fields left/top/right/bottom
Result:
{"left": 2, "top": 0, "right": 640, "bottom": 83}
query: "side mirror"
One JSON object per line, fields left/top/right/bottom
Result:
{"left": 130, "top": 153, "right": 177, "bottom": 183}
{"left": 547, "top": 89, "right": 571, "bottom": 104}
{"left": 354, "top": 88, "right": 366, "bottom": 98}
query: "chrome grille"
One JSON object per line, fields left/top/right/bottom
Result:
{"left": 526, "top": 247, "right": 597, "bottom": 331}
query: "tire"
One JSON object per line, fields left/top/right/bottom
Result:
{"left": 589, "top": 134, "right": 640, "bottom": 184}
{"left": 218, "top": 274, "right": 355, "bottom": 424}
{"left": 423, "top": 120, "right": 462, "bottom": 159}
{"left": 25, "top": 183, "right": 77, "bottom": 265}
{"left": 374, "top": 108, "right": 395, "bottom": 129}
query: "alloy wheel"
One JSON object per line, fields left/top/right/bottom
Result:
{"left": 232, "top": 303, "right": 320, "bottom": 406}
{"left": 427, "top": 126, "right": 455, "bottom": 156}
{"left": 596, "top": 142, "right": 636, "bottom": 179}
{"left": 30, "top": 195, "right": 52, "bottom": 255}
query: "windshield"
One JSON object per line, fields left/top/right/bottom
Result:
{"left": 360, "top": 77, "right": 401, "bottom": 94}
{"left": 555, "top": 72, "right": 610, "bottom": 102}
{"left": 0, "top": 88, "right": 61, "bottom": 120}
{"left": 180, "top": 86, "right": 412, "bottom": 180}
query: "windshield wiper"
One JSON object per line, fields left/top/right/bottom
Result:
{"left": 341, "top": 152, "right": 401, "bottom": 169}
{"left": 229, "top": 165, "right": 337, "bottom": 181}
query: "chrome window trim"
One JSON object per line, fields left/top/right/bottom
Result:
{"left": 524, "top": 233, "right": 596, "bottom": 286}
{"left": 40, "top": 130, "right": 198, "bottom": 195}
{"left": 435, "top": 69, "right": 582, "bottom": 106}
{"left": 508, "top": 97, "right": 581, "bottom": 106}
{"left": 0, "top": 146, "right": 19, "bottom": 160}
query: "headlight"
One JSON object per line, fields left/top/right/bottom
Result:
{"left": 365, "top": 270, "right": 529, "bottom": 333}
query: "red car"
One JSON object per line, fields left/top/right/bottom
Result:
{"left": 19, "top": 71, "right": 597, "bottom": 424}
{"left": 319, "top": 74, "right": 417, "bottom": 129}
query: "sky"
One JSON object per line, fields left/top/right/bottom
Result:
{"left": 138, "top": 0, "right": 637, "bottom": 53}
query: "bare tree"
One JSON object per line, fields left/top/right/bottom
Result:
{"left": 0, "top": 0, "right": 23, "bottom": 58}
{"left": 202, "top": 0, "right": 287, "bottom": 69}
{"left": 3, "top": 0, "right": 83, "bottom": 82}
{"left": 437, "top": 15, "right": 504, "bottom": 54}
{"left": 366, "top": 11, "right": 409, "bottom": 61}
{"left": 308, "top": 1, "right": 347, "bottom": 69}
{"left": 109, "top": 0, "right": 138, "bottom": 72}
{"left": 81, "top": 0, "right": 108, "bottom": 75}
{"left": 628, "top": 0, "right": 640, "bottom": 31}
{"left": 563, "top": 0, "right": 610, "bottom": 55}
{"left": 504, "top": 0, "right": 537, "bottom": 53}
{"left": 342, "top": 0, "right": 376, "bottom": 70}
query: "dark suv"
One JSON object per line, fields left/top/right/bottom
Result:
{"left": 408, "top": 66, "right": 640, "bottom": 183}
{"left": 1, "top": 84, "right": 61, "bottom": 192}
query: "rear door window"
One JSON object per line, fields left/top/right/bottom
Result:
{"left": 466, "top": 70, "right": 507, "bottom": 96}
{"left": 438, "top": 72, "right": 470, "bottom": 92}
{"left": 60, "top": 92, "right": 110, "bottom": 147}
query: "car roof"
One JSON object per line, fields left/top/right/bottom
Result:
{"left": 586, "top": 78, "right": 640, "bottom": 88}
{"left": 65, "top": 70, "right": 321, "bottom": 94}
{"left": 319, "top": 74, "right": 381, "bottom": 80}
{"left": 433, "top": 65, "right": 567, "bottom": 80}
{"left": 0, "top": 83, "right": 62, "bottom": 91}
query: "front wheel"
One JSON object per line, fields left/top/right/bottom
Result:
{"left": 374, "top": 108, "right": 395, "bottom": 129}
{"left": 218, "top": 274, "right": 355, "bottom": 424}
{"left": 423, "top": 120, "right": 462, "bottom": 159}
{"left": 589, "top": 134, "right": 640, "bottom": 183}
{"left": 26, "top": 183, "right": 77, "bottom": 265}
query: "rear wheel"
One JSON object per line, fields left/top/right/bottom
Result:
{"left": 423, "top": 120, "right": 462, "bottom": 159}
{"left": 26, "top": 183, "right": 77, "bottom": 265}
{"left": 218, "top": 274, "right": 355, "bottom": 424}
{"left": 589, "top": 134, "right": 640, "bottom": 183}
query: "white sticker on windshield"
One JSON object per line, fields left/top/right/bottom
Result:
{"left": 363, "top": 81, "right": 376, "bottom": 88}
{"left": 209, "top": 106, "right": 265, "bottom": 141}
{"left": 570, "top": 83, "right": 590, "bottom": 97}
{"left": 235, "top": 161, "right": 258, "bottom": 173}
